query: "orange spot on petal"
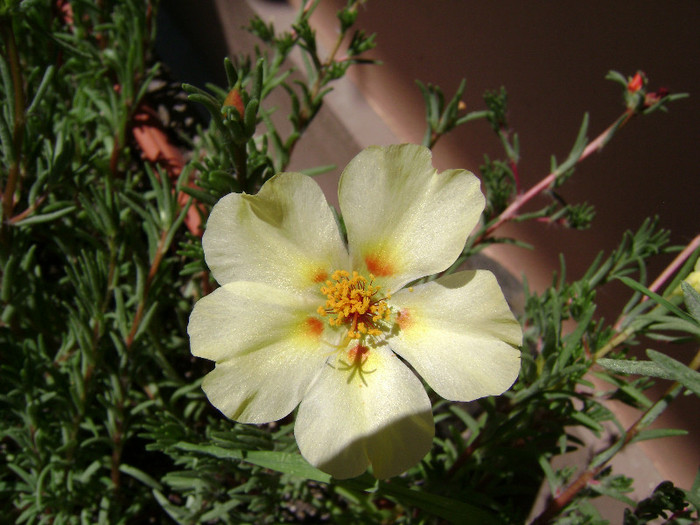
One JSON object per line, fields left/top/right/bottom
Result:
{"left": 312, "top": 270, "right": 328, "bottom": 283}
{"left": 397, "top": 309, "right": 412, "bottom": 330}
{"left": 347, "top": 344, "right": 369, "bottom": 362}
{"left": 365, "top": 254, "right": 394, "bottom": 277}
{"left": 305, "top": 317, "right": 324, "bottom": 337}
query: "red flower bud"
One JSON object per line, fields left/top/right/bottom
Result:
{"left": 627, "top": 72, "right": 644, "bottom": 93}
{"left": 223, "top": 87, "right": 245, "bottom": 116}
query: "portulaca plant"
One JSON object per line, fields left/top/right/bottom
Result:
{"left": 4, "top": 1, "right": 698, "bottom": 523}
{"left": 188, "top": 144, "right": 522, "bottom": 478}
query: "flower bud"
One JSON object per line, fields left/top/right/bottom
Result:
{"left": 627, "top": 72, "right": 645, "bottom": 93}
{"left": 222, "top": 87, "right": 245, "bottom": 117}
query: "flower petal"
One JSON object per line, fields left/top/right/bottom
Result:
{"left": 389, "top": 270, "right": 522, "bottom": 401}
{"left": 338, "top": 144, "right": 484, "bottom": 292}
{"left": 203, "top": 172, "right": 348, "bottom": 291}
{"left": 188, "top": 282, "right": 335, "bottom": 423}
{"left": 294, "top": 344, "right": 434, "bottom": 479}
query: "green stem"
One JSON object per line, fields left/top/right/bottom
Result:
{"left": 233, "top": 142, "right": 248, "bottom": 192}
{"left": 593, "top": 327, "right": 635, "bottom": 360}
{"left": 112, "top": 230, "right": 167, "bottom": 491}
{"left": 0, "top": 16, "right": 26, "bottom": 230}
{"left": 125, "top": 230, "right": 167, "bottom": 350}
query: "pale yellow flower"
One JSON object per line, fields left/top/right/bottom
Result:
{"left": 684, "top": 259, "right": 700, "bottom": 293}
{"left": 188, "top": 144, "right": 522, "bottom": 479}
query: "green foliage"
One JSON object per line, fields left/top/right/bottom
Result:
{"left": 479, "top": 155, "right": 517, "bottom": 219}
{"left": 1, "top": 0, "right": 697, "bottom": 524}
{"left": 417, "top": 79, "right": 490, "bottom": 148}
{"left": 186, "top": 0, "right": 378, "bottom": 198}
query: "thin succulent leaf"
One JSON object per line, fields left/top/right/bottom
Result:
{"left": 538, "top": 455, "right": 559, "bottom": 496}
{"left": 553, "top": 113, "right": 589, "bottom": 177}
{"left": 26, "top": 65, "right": 55, "bottom": 115}
{"left": 416, "top": 80, "right": 433, "bottom": 118}
{"left": 250, "top": 59, "right": 264, "bottom": 102}
{"left": 449, "top": 405, "right": 482, "bottom": 436}
{"left": 1, "top": 253, "right": 18, "bottom": 302}
{"left": 589, "top": 482, "right": 636, "bottom": 506}
{"left": 244, "top": 98, "right": 259, "bottom": 137}
{"left": 597, "top": 358, "right": 676, "bottom": 380}
{"left": 619, "top": 383, "right": 654, "bottom": 409}
{"left": 133, "top": 301, "right": 159, "bottom": 344}
{"left": 605, "top": 70, "right": 629, "bottom": 87}
{"left": 152, "top": 490, "right": 186, "bottom": 522}
{"left": 186, "top": 92, "right": 222, "bottom": 118}
{"left": 12, "top": 205, "right": 76, "bottom": 226}
{"left": 618, "top": 276, "right": 695, "bottom": 324}
{"left": 647, "top": 350, "right": 700, "bottom": 397}
{"left": 571, "top": 410, "right": 604, "bottom": 435}
{"left": 119, "top": 464, "right": 163, "bottom": 491}
{"left": 646, "top": 316, "right": 700, "bottom": 338}
{"left": 0, "top": 112, "right": 13, "bottom": 161}
{"left": 0, "top": 55, "right": 14, "bottom": 128}
{"left": 637, "top": 382, "right": 684, "bottom": 433}
{"left": 224, "top": 57, "right": 238, "bottom": 87}
{"left": 629, "top": 428, "right": 688, "bottom": 444}
{"left": 643, "top": 92, "right": 690, "bottom": 115}
{"left": 437, "top": 78, "right": 465, "bottom": 131}
{"left": 175, "top": 442, "right": 331, "bottom": 482}
{"left": 180, "top": 186, "right": 219, "bottom": 206}
{"left": 455, "top": 109, "right": 490, "bottom": 126}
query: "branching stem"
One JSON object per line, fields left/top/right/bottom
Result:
{"left": 475, "top": 109, "right": 634, "bottom": 245}
{"left": 532, "top": 349, "right": 700, "bottom": 524}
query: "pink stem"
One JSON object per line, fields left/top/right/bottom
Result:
{"left": 644, "top": 234, "right": 700, "bottom": 301}
{"left": 480, "top": 112, "right": 631, "bottom": 241}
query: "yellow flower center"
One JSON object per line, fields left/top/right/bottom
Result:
{"left": 317, "top": 270, "right": 391, "bottom": 339}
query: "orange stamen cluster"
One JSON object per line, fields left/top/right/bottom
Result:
{"left": 318, "top": 270, "right": 391, "bottom": 339}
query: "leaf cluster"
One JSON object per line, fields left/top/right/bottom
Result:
{"left": 183, "top": 0, "right": 378, "bottom": 206}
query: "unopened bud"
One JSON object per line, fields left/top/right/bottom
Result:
{"left": 223, "top": 87, "right": 245, "bottom": 116}
{"left": 627, "top": 72, "right": 645, "bottom": 93}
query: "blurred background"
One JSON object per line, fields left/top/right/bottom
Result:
{"left": 158, "top": 0, "right": 699, "bottom": 502}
